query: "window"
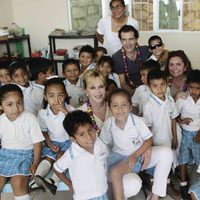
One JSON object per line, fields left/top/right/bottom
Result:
{"left": 67, "top": 0, "right": 200, "bottom": 32}
{"left": 67, "top": 0, "right": 102, "bottom": 32}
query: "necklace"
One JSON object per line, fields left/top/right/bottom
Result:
{"left": 92, "top": 102, "right": 106, "bottom": 113}
{"left": 121, "top": 45, "right": 142, "bottom": 86}
{"left": 87, "top": 99, "right": 100, "bottom": 134}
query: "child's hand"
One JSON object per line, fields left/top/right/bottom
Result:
{"left": 141, "top": 148, "right": 151, "bottom": 170}
{"left": 51, "top": 145, "right": 60, "bottom": 152}
{"left": 29, "top": 163, "right": 37, "bottom": 178}
{"left": 128, "top": 154, "right": 137, "bottom": 168}
{"left": 180, "top": 118, "right": 193, "bottom": 125}
{"left": 193, "top": 130, "right": 200, "bottom": 143}
{"left": 172, "top": 137, "right": 178, "bottom": 150}
{"left": 56, "top": 97, "right": 69, "bottom": 115}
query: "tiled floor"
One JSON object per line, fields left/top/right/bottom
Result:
{"left": 2, "top": 165, "right": 200, "bottom": 200}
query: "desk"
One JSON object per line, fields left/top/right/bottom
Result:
{"left": 0, "top": 35, "right": 31, "bottom": 59}
{"left": 48, "top": 34, "right": 98, "bottom": 74}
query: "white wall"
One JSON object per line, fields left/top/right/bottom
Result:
{"left": 0, "top": 0, "right": 14, "bottom": 27}
{"left": 0, "top": 0, "right": 199, "bottom": 69}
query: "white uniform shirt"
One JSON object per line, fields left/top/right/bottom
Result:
{"left": 54, "top": 138, "right": 108, "bottom": 200}
{"left": 97, "top": 16, "right": 139, "bottom": 55}
{"left": 132, "top": 85, "right": 151, "bottom": 115}
{"left": 37, "top": 104, "right": 74, "bottom": 142}
{"left": 17, "top": 81, "right": 44, "bottom": 116}
{"left": 109, "top": 73, "right": 121, "bottom": 88}
{"left": 0, "top": 111, "right": 44, "bottom": 149}
{"left": 143, "top": 93, "right": 179, "bottom": 146}
{"left": 77, "top": 103, "right": 112, "bottom": 130}
{"left": 100, "top": 114, "right": 152, "bottom": 156}
{"left": 176, "top": 95, "right": 200, "bottom": 131}
{"left": 63, "top": 78, "right": 86, "bottom": 108}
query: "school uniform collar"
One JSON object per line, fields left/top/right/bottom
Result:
{"left": 16, "top": 81, "right": 33, "bottom": 92}
{"left": 32, "top": 81, "right": 44, "bottom": 89}
{"left": 46, "top": 104, "right": 65, "bottom": 118}
{"left": 149, "top": 92, "right": 168, "bottom": 106}
{"left": 110, "top": 113, "right": 136, "bottom": 131}
{"left": 63, "top": 77, "right": 82, "bottom": 87}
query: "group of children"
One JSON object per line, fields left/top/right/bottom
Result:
{"left": 0, "top": 34, "right": 199, "bottom": 200}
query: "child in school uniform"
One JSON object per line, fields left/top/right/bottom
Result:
{"left": 94, "top": 46, "right": 107, "bottom": 64}
{"left": 176, "top": 70, "right": 200, "bottom": 200}
{"left": 97, "top": 55, "right": 121, "bottom": 88}
{"left": 62, "top": 58, "right": 86, "bottom": 108}
{"left": 0, "top": 84, "right": 44, "bottom": 200}
{"left": 143, "top": 70, "right": 181, "bottom": 199}
{"left": 28, "top": 57, "right": 54, "bottom": 114}
{"left": 131, "top": 59, "right": 161, "bottom": 116}
{"left": 9, "top": 61, "right": 42, "bottom": 115}
{"left": 79, "top": 45, "right": 96, "bottom": 73}
{"left": 31, "top": 78, "right": 74, "bottom": 194}
{"left": 53, "top": 110, "right": 109, "bottom": 200}
{"left": 0, "top": 61, "right": 12, "bottom": 86}
{"left": 100, "top": 88, "right": 173, "bottom": 200}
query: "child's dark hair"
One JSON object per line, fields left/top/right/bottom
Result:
{"left": 187, "top": 69, "right": 200, "bottom": 84}
{"left": 79, "top": 45, "right": 95, "bottom": 59}
{"left": 140, "top": 59, "right": 161, "bottom": 72}
{"left": 63, "top": 110, "right": 93, "bottom": 138}
{"left": 148, "top": 35, "right": 163, "bottom": 46}
{"left": 98, "top": 56, "right": 113, "bottom": 69}
{"left": 118, "top": 25, "right": 139, "bottom": 39}
{"left": 147, "top": 70, "right": 167, "bottom": 85}
{"left": 108, "top": 88, "right": 132, "bottom": 107}
{"left": 110, "top": 0, "right": 125, "bottom": 8}
{"left": 28, "top": 58, "right": 53, "bottom": 81}
{"left": 95, "top": 47, "right": 107, "bottom": 55}
{"left": 9, "top": 60, "right": 29, "bottom": 77}
{"left": 0, "top": 61, "right": 11, "bottom": 70}
{"left": 43, "top": 77, "right": 69, "bottom": 108}
{"left": 0, "top": 84, "right": 23, "bottom": 105}
{"left": 106, "top": 78, "right": 118, "bottom": 90}
{"left": 62, "top": 58, "right": 80, "bottom": 73}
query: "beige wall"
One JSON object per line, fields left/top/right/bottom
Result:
{"left": 0, "top": 0, "right": 199, "bottom": 69}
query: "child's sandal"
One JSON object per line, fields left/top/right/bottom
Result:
{"left": 34, "top": 175, "right": 57, "bottom": 195}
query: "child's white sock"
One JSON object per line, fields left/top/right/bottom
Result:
{"left": 14, "top": 194, "right": 30, "bottom": 200}
{"left": 31, "top": 160, "right": 52, "bottom": 188}
{"left": 35, "top": 159, "right": 52, "bottom": 177}
{"left": 50, "top": 173, "right": 60, "bottom": 183}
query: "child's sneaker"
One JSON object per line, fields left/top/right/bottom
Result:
{"left": 180, "top": 185, "right": 191, "bottom": 200}
{"left": 34, "top": 175, "right": 57, "bottom": 195}
{"left": 167, "top": 182, "right": 180, "bottom": 199}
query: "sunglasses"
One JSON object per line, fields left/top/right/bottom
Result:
{"left": 149, "top": 43, "right": 163, "bottom": 50}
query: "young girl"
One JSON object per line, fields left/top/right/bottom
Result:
{"left": 0, "top": 84, "right": 44, "bottom": 200}
{"left": 97, "top": 55, "right": 121, "bottom": 88}
{"left": 32, "top": 78, "right": 74, "bottom": 194}
{"left": 100, "top": 88, "right": 173, "bottom": 200}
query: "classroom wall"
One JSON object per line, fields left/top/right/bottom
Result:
{"left": 1, "top": 0, "right": 199, "bottom": 69}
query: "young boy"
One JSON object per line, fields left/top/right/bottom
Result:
{"left": 79, "top": 45, "right": 96, "bottom": 73}
{"left": 28, "top": 57, "right": 54, "bottom": 113}
{"left": 148, "top": 35, "right": 169, "bottom": 71}
{"left": 131, "top": 59, "right": 161, "bottom": 116}
{"left": 95, "top": 46, "right": 107, "bottom": 64}
{"left": 0, "top": 61, "right": 12, "bottom": 86}
{"left": 143, "top": 70, "right": 180, "bottom": 199}
{"left": 62, "top": 58, "right": 86, "bottom": 107}
{"left": 53, "top": 110, "right": 109, "bottom": 200}
{"left": 176, "top": 69, "right": 200, "bottom": 200}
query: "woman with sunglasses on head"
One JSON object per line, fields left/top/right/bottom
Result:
{"left": 97, "top": 0, "right": 139, "bottom": 56}
{"left": 148, "top": 35, "right": 169, "bottom": 71}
